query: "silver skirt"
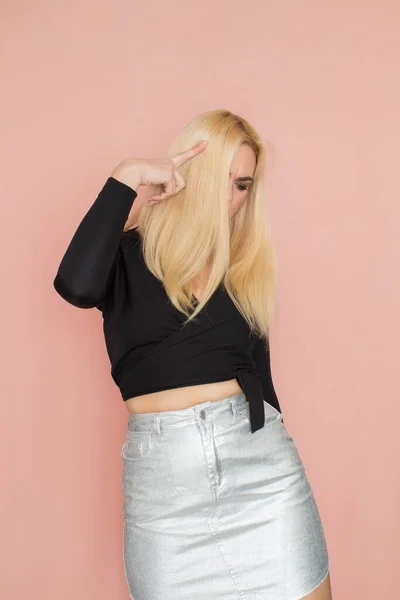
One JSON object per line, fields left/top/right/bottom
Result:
{"left": 121, "top": 392, "right": 330, "bottom": 600}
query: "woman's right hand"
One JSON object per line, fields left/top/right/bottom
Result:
{"left": 111, "top": 140, "right": 208, "bottom": 205}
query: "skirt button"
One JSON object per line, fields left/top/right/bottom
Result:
{"left": 199, "top": 409, "right": 206, "bottom": 419}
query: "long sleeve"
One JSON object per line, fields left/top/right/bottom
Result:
{"left": 252, "top": 336, "right": 283, "bottom": 419}
{"left": 53, "top": 176, "right": 138, "bottom": 309}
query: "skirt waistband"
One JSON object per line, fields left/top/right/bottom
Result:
{"left": 126, "top": 391, "right": 247, "bottom": 432}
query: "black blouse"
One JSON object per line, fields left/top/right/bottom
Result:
{"left": 53, "top": 176, "right": 282, "bottom": 432}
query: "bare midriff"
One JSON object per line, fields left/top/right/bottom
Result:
{"left": 125, "top": 378, "right": 243, "bottom": 414}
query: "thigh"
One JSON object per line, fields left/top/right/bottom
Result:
{"left": 210, "top": 399, "right": 331, "bottom": 599}
{"left": 121, "top": 416, "right": 238, "bottom": 599}
{"left": 300, "top": 569, "right": 332, "bottom": 600}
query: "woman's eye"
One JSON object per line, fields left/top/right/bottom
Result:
{"left": 236, "top": 183, "right": 248, "bottom": 192}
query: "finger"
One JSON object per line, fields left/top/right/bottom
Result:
{"left": 171, "top": 141, "right": 208, "bottom": 168}
{"left": 148, "top": 169, "right": 184, "bottom": 204}
{"left": 173, "top": 168, "right": 186, "bottom": 193}
{"left": 148, "top": 173, "right": 177, "bottom": 202}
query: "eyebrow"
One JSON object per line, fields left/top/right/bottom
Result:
{"left": 229, "top": 171, "right": 254, "bottom": 183}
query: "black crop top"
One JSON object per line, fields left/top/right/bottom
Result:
{"left": 53, "top": 176, "right": 282, "bottom": 433}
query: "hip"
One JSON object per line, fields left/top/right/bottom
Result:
{"left": 121, "top": 391, "right": 307, "bottom": 510}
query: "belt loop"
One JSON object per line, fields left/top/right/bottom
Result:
{"left": 228, "top": 397, "right": 238, "bottom": 419}
{"left": 154, "top": 413, "right": 161, "bottom": 438}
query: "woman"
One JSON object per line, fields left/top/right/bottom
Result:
{"left": 54, "top": 109, "right": 332, "bottom": 600}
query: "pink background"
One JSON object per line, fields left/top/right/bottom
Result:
{"left": 2, "top": 1, "right": 399, "bottom": 598}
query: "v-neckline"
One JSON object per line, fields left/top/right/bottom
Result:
{"left": 192, "top": 292, "right": 204, "bottom": 304}
{"left": 192, "top": 283, "right": 225, "bottom": 308}
{"left": 191, "top": 268, "right": 213, "bottom": 305}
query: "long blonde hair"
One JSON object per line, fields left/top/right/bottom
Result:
{"left": 126, "top": 109, "right": 278, "bottom": 341}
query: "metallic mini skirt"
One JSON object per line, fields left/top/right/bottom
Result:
{"left": 120, "top": 391, "right": 330, "bottom": 600}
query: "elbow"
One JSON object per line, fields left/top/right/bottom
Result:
{"left": 53, "top": 273, "right": 103, "bottom": 309}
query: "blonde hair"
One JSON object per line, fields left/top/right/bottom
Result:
{"left": 126, "top": 109, "right": 278, "bottom": 341}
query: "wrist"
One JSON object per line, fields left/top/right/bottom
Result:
{"left": 111, "top": 159, "right": 142, "bottom": 193}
